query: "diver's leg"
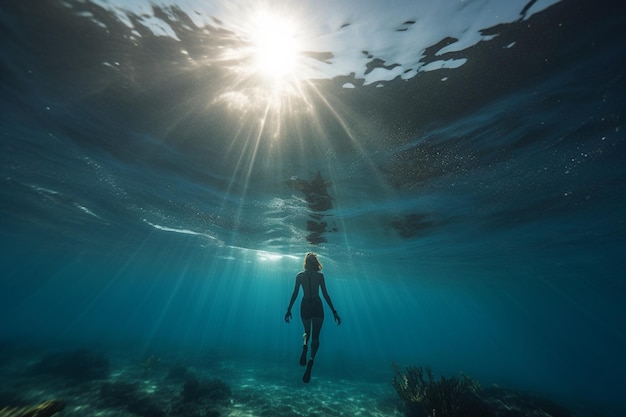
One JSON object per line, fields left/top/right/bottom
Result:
{"left": 310, "top": 317, "right": 323, "bottom": 360}
{"left": 301, "top": 317, "right": 311, "bottom": 346}
{"left": 300, "top": 318, "right": 311, "bottom": 366}
{"left": 303, "top": 317, "right": 323, "bottom": 383}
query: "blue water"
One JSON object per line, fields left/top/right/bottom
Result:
{"left": 1, "top": 0, "right": 625, "bottom": 416}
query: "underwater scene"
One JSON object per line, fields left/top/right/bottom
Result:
{"left": 1, "top": 0, "right": 625, "bottom": 416}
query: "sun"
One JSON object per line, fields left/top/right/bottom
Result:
{"left": 210, "top": 5, "right": 317, "bottom": 137}
{"left": 250, "top": 12, "right": 300, "bottom": 82}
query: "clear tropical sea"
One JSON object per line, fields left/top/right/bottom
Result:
{"left": 1, "top": 0, "right": 625, "bottom": 416}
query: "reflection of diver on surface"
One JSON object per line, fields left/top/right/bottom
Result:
{"left": 288, "top": 172, "right": 337, "bottom": 244}
{"left": 289, "top": 171, "right": 332, "bottom": 211}
{"left": 306, "top": 216, "right": 328, "bottom": 245}
{"left": 284, "top": 253, "right": 341, "bottom": 383}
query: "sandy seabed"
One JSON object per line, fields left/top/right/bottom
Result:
{"left": 0, "top": 346, "right": 402, "bottom": 417}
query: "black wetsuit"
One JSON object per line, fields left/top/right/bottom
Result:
{"left": 299, "top": 270, "right": 324, "bottom": 320}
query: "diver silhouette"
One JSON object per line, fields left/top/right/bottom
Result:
{"left": 284, "top": 252, "right": 341, "bottom": 383}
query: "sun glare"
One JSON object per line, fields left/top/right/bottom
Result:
{"left": 251, "top": 12, "right": 300, "bottom": 82}
{"left": 210, "top": 6, "right": 321, "bottom": 140}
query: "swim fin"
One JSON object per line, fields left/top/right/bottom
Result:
{"left": 300, "top": 345, "right": 308, "bottom": 366}
{"left": 303, "top": 359, "right": 314, "bottom": 383}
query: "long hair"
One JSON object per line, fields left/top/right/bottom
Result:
{"left": 303, "top": 252, "right": 323, "bottom": 271}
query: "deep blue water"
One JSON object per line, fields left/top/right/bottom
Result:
{"left": 1, "top": 0, "right": 625, "bottom": 416}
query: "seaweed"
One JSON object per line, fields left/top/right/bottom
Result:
{"left": 392, "top": 364, "right": 573, "bottom": 417}
{"left": 392, "top": 365, "right": 485, "bottom": 417}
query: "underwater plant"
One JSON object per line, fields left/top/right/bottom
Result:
{"left": 392, "top": 364, "right": 484, "bottom": 417}
{"left": 0, "top": 399, "right": 65, "bottom": 417}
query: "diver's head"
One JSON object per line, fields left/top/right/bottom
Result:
{"left": 304, "top": 252, "right": 323, "bottom": 271}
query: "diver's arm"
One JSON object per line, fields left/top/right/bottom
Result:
{"left": 285, "top": 275, "right": 301, "bottom": 323}
{"left": 320, "top": 275, "right": 342, "bottom": 325}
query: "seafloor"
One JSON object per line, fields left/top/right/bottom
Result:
{"left": 0, "top": 343, "right": 602, "bottom": 417}
{"left": 0, "top": 344, "right": 402, "bottom": 417}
